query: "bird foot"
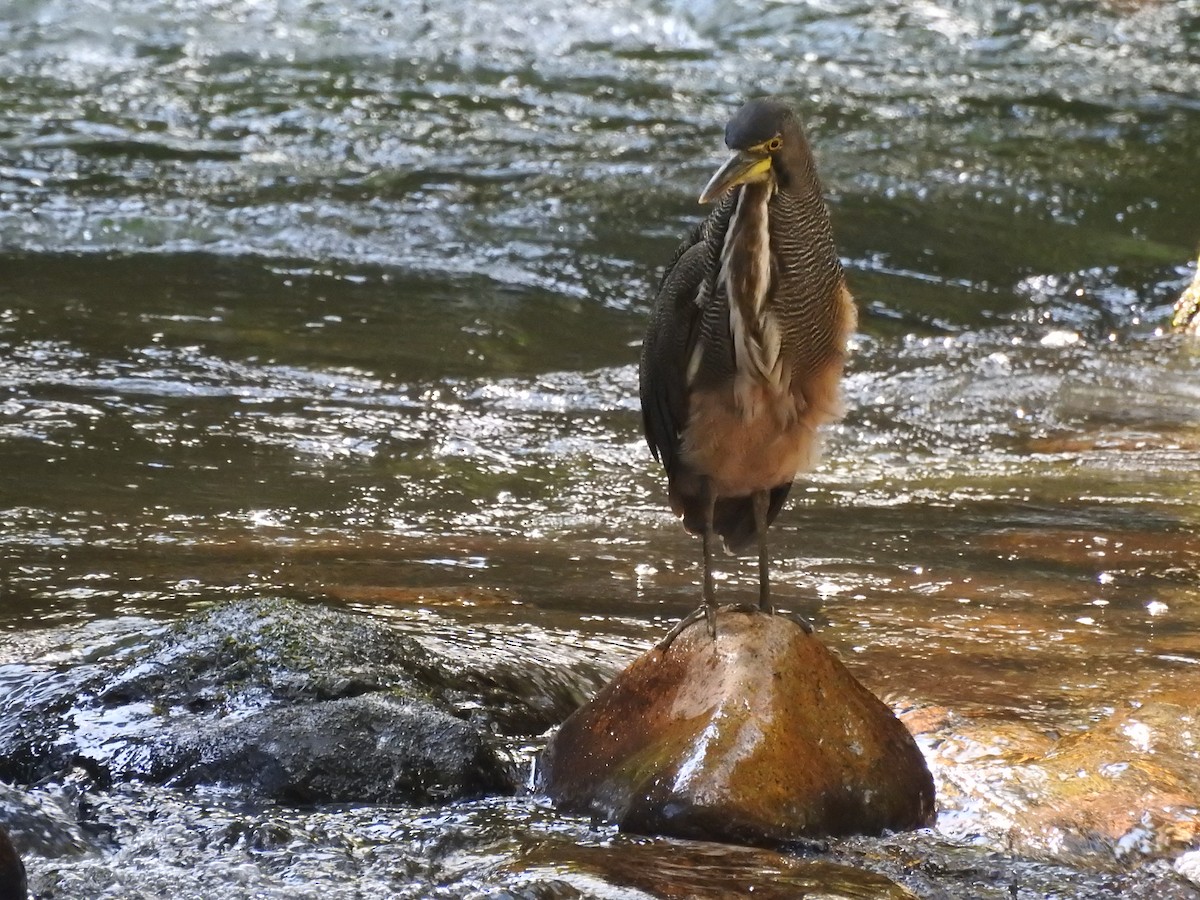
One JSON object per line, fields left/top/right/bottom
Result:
{"left": 737, "top": 598, "right": 817, "bottom": 634}
{"left": 788, "top": 610, "right": 815, "bottom": 634}
{"left": 656, "top": 604, "right": 717, "bottom": 651}
{"left": 656, "top": 603, "right": 814, "bottom": 651}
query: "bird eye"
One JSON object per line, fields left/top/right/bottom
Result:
{"left": 766, "top": 136, "right": 783, "bottom": 152}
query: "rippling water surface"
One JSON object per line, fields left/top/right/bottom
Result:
{"left": 3, "top": 0, "right": 1200, "bottom": 895}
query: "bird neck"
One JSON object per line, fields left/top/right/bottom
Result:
{"left": 771, "top": 167, "right": 838, "bottom": 255}
{"left": 774, "top": 150, "right": 826, "bottom": 214}
{"left": 763, "top": 159, "right": 845, "bottom": 326}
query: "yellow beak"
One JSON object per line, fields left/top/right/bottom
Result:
{"left": 698, "top": 150, "right": 773, "bottom": 204}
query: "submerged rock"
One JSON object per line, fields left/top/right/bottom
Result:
{"left": 908, "top": 695, "right": 1200, "bottom": 867}
{"left": 540, "top": 607, "right": 936, "bottom": 844}
{"left": 501, "top": 834, "right": 920, "bottom": 899}
{"left": 0, "top": 780, "right": 91, "bottom": 860}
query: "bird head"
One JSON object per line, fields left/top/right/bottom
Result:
{"left": 698, "top": 99, "right": 804, "bottom": 204}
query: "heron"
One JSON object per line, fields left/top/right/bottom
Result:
{"left": 639, "top": 98, "right": 857, "bottom": 641}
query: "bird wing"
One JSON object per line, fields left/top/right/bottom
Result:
{"left": 638, "top": 225, "right": 710, "bottom": 478}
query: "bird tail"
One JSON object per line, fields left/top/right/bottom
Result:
{"left": 679, "top": 482, "right": 793, "bottom": 554}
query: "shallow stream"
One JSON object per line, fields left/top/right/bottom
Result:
{"left": 2, "top": 0, "right": 1200, "bottom": 896}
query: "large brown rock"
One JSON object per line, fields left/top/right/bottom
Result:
{"left": 540, "top": 607, "right": 935, "bottom": 844}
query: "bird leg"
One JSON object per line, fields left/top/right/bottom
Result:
{"left": 753, "top": 489, "right": 771, "bottom": 613}
{"left": 656, "top": 605, "right": 709, "bottom": 650}
{"left": 701, "top": 478, "right": 719, "bottom": 635}
{"left": 657, "top": 479, "right": 719, "bottom": 651}
{"left": 751, "top": 490, "right": 814, "bottom": 632}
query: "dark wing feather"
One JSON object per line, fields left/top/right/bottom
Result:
{"left": 639, "top": 198, "right": 737, "bottom": 477}
{"left": 638, "top": 225, "right": 709, "bottom": 477}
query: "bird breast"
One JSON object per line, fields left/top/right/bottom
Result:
{"left": 677, "top": 180, "right": 854, "bottom": 498}
{"left": 718, "top": 181, "right": 791, "bottom": 423}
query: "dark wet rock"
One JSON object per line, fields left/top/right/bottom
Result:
{"left": 0, "top": 654, "right": 120, "bottom": 785}
{"left": 540, "top": 607, "right": 936, "bottom": 844}
{"left": 168, "top": 694, "right": 512, "bottom": 803}
{"left": 0, "top": 824, "right": 26, "bottom": 900}
{"left": 99, "top": 598, "right": 609, "bottom": 737}
{"left": 907, "top": 697, "right": 1200, "bottom": 865}
{"left": 0, "top": 599, "right": 620, "bottom": 802}
{"left": 96, "top": 598, "right": 441, "bottom": 711}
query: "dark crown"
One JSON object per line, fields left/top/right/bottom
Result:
{"left": 724, "top": 99, "right": 797, "bottom": 150}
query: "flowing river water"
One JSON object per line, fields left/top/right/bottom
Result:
{"left": 2, "top": 0, "right": 1200, "bottom": 897}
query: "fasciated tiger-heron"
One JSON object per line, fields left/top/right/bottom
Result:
{"left": 639, "top": 98, "right": 857, "bottom": 641}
